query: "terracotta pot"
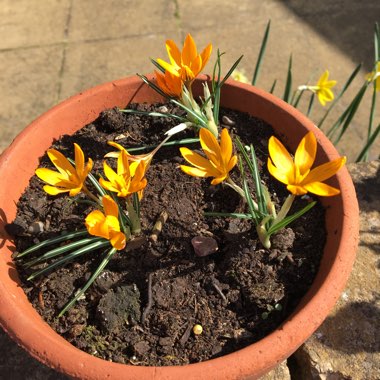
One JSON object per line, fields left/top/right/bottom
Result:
{"left": 0, "top": 75, "right": 359, "bottom": 379}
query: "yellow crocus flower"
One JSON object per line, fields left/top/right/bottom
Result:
{"left": 99, "top": 150, "right": 147, "bottom": 198}
{"left": 180, "top": 128, "right": 237, "bottom": 185}
{"left": 157, "top": 34, "right": 212, "bottom": 85}
{"left": 35, "top": 143, "right": 93, "bottom": 196}
{"left": 85, "top": 195, "right": 126, "bottom": 250}
{"left": 267, "top": 131, "right": 346, "bottom": 196}
{"left": 155, "top": 69, "right": 183, "bottom": 97}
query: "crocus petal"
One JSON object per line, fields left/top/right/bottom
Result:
{"left": 47, "top": 149, "right": 75, "bottom": 178}
{"left": 35, "top": 168, "right": 65, "bottom": 186}
{"left": 303, "top": 181, "right": 341, "bottom": 196}
{"left": 182, "top": 34, "right": 198, "bottom": 67}
{"left": 180, "top": 147, "right": 219, "bottom": 175}
{"left": 74, "top": 143, "right": 85, "bottom": 175}
{"left": 211, "top": 175, "right": 227, "bottom": 185}
{"left": 200, "top": 43, "right": 212, "bottom": 71}
{"left": 43, "top": 185, "right": 69, "bottom": 195}
{"left": 166, "top": 39, "right": 182, "bottom": 69}
{"left": 102, "top": 195, "right": 119, "bottom": 219}
{"left": 110, "top": 231, "right": 126, "bottom": 250}
{"left": 227, "top": 155, "right": 238, "bottom": 172}
{"left": 180, "top": 165, "right": 209, "bottom": 178}
{"left": 268, "top": 136, "right": 295, "bottom": 177}
{"left": 303, "top": 156, "right": 346, "bottom": 184}
{"left": 294, "top": 131, "right": 317, "bottom": 177}
{"left": 156, "top": 59, "right": 179, "bottom": 77}
{"left": 199, "top": 128, "right": 222, "bottom": 165}
{"left": 220, "top": 128, "right": 233, "bottom": 167}
{"left": 286, "top": 184, "right": 308, "bottom": 196}
{"left": 267, "top": 158, "right": 291, "bottom": 186}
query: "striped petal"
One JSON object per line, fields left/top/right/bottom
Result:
{"left": 166, "top": 39, "right": 181, "bottom": 69}
{"left": 303, "top": 156, "right": 346, "bottom": 184}
{"left": 43, "top": 185, "right": 70, "bottom": 195}
{"left": 182, "top": 34, "right": 197, "bottom": 67}
{"left": 102, "top": 195, "right": 119, "bottom": 219}
{"left": 303, "top": 181, "right": 340, "bottom": 196}
{"left": 294, "top": 131, "right": 317, "bottom": 177}
{"left": 110, "top": 231, "right": 126, "bottom": 250}
{"left": 267, "top": 158, "right": 290, "bottom": 186}
{"left": 268, "top": 136, "right": 294, "bottom": 177}
{"left": 200, "top": 43, "right": 212, "bottom": 71}
{"left": 199, "top": 128, "right": 222, "bottom": 165}
{"left": 47, "top": 149, "right": 75, "bottom": 178}
{"left": 74, "top": 143, "right": 85, "bottom": 175}
{"left": 180, "top": 165, "right": 209, "bottom": 178}
{"left": 180, "top": 147, "right": 220, "bottom": 177}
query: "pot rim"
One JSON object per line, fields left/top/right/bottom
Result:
{"left": 0, "top": 75, "right": 359, "bottom": 380}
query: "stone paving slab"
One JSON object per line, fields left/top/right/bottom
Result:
{"left": 68, "top": 0, "right": 178, "bottom": 42}
{"left": 60, "top": 32, "right": 181, "bottom": 100}
{"left": 0, "top": 46, "right": 64, "bottom": 152}
{"left": 0, "top": 0, "right": 70, "bottom": 50}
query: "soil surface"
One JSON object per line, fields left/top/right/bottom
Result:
{"left": 9, "top": 103, "right": 325, "bottom": 366}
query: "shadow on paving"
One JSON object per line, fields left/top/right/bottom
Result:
{"left": 281, "top": 0, "right": 380, "bottom": 70}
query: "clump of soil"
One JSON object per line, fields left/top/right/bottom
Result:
{"left": 9, "top": 104, "right": 325, "bottom": 366}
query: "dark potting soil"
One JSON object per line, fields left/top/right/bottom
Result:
{"left": 9, "top": 104, "right": 325, "bottom": 366}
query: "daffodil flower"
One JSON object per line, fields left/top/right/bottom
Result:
{"left": 298, "top": 70, "right": 337, "bottom": 106}
{"left": 85, "top": 195, "right": 126, "bottom": 250}
{"left": 155, "top": 69, "right": 183, "bottom": 98}
{"left": 180, "top": 128, "right": 237, "bottom": 185}
{"left": 99, "top": 149, "right": 147, "bottom": 198}
{"left": 157, "top": 34, "right": 212, "bottom": 85}
{"left": 35, "top": 143, "right": 93, "bottom": 197}
{"left": 366, "top": 61, "right": 380, "bottom": 91}
{"left": 267, "top": 131, "right": 346, "bottom": 196}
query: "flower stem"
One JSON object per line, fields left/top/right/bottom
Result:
{"left": 226, "top": 177, "right": 259, "bottom": 210}
{"left": 83, "top": 185, "right": 101, "bottom": 204}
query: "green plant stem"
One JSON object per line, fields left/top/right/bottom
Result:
{"left": 58, "top": 247, "right": 117, "bottom": 316}
{"left": 364, "top": 80, "right": 377, "bottom": 160}
{"left": 272, "top": 194, "right": 295, "bottom": 228}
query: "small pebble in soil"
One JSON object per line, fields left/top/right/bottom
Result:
{"left": 222, "top": 115, "right": 235, "bottom": 126}
{"left": 191, "top": 236, "right": 218, "bottom": 257}
{"left": 193, "top": 324, "right": 203, "bottom": 335}
{"left": 28, "top": 221, "right": 44, "bottom": 234}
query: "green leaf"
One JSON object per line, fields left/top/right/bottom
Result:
{"left": 356, "top": 123, "right": 380, "bottom": 162}
{"left": 332, "top": 83, "right": 368, "bottom": 145}
{"left": 375, "top": 22, "right": 380, "bottom": 62}
{"left": 252, "top": 20, "right": 271, "bottom": 86}
{"left": 306, "top": 93, "right": 315, "bottom": 117}
{"left": 58, "top": 247, "right": 117, "bottom": 316}
{"left": 15, "top": 230, "right": 89, "bottom": 259}
{"left": 239, "top": 158, "right": 261, "bottom": 224}
{"left": 126, "top": 137, "right": 200, "bottom": 153}
{"left": 137, "top": 74, "right": 170, "bottom": 100}
{"left": 27, "top": 240, "right": 110, "bottom": 281}
{"left": 119, "top": 108, "right": 188, "bottom": 122}
{"left": 170, "top": 98, "right": 208, "bottom": 128}
{"left": 327, "top": 81, "right": 369, "bottom": 140}
{"left": 23, "top": 237, "right": 103, "bottom": 268}
{"left": 267, "top": 201, "right": 316, "bottom": 236}
{"left": 269, "top": 79, "right": 277, "bottom": 94}
{"left": 235, "top": 137, "right": 267, "bottom": 216}
{"left": 282, "top": 54, "right": 293, "bottom": 103}
{"left": 150, "top": 58, "right": 165, "bottom": 73}
{"left": 204, "top": 211, "right": 252, "bottom": 219}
